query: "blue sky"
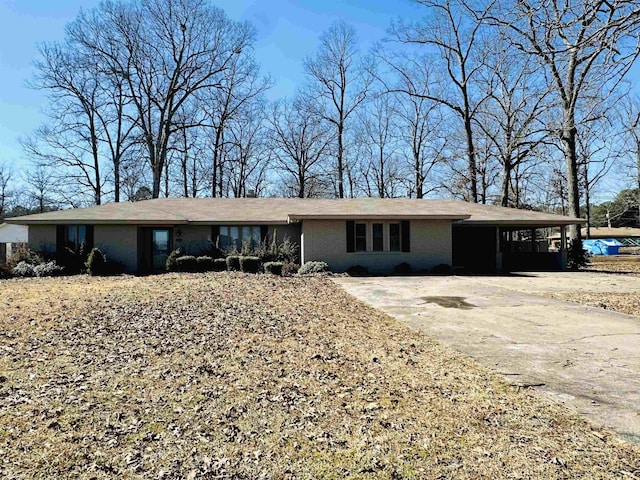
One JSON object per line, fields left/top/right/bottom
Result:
{"left": 0, "top": 0, "right": 420, "bottom": 169}
{"left": 0, "top": 0, "right": 638, "bottom": 191}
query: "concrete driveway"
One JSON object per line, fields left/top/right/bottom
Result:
{"left": 333, "top": 272, "right": 640, "bottom": 443}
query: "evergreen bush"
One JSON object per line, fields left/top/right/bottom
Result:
{"left": 85, "top": 248, "right": 107, "bottom": 276}
{"left": 226, "top": 255, "right": 241, "bottom": 271}
{"left": 165, "top": 248, "right": 184, "bottom": 272}
{"left": 393, "top": 262, "right": 412, "bottom": 275}
{"left": 298, "top": 261, "right": 330, "bottom": 275}
{"left": 263, "top": 261, "right": 283, "bottom": 275}
{"left": 212, "top": 258, "right": 227, "bottom": 271}
{"left": 196, "top": 256, "right": 215, "bottom": 272}
{"left": 33, "top": 261, "right": 64, "bottom": 277}
{"left": 239, "top": 256, "right": 261, "bottom": 273}
{"left": 176, "top": 255, "right": 198, "bottom": 272}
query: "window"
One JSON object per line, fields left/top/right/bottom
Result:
{"left": 372, "top": 223, "right": 384, "bottom": 251}
{"left": 66, "top": 225, "right": 87, "bottom": 251}
{"left": 355, "top": 223, "right": 367, "bottom": 252}
{"left": 347, "top": 221, "right": 408, "bottom": 253}
{"left": 389, "top": 223, "right": 400, "bottom": 252}
{"left": 218, "top": 225, "right": 263, "bottom": 251}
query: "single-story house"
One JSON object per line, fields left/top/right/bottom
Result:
{"left": 0, "top": 223, "right": 28, "bottom": 264}
{"left": 5, "top": 198, "right": 584, "bottom": 274}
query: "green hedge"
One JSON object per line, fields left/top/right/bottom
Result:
{"left": 239, "top": 256, "right": 261, "bottom": 273}
{"left": 264, "top": 261, "right": 283, "bottom": 275}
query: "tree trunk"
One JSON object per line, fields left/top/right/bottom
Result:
{"left": 500, "top": 161, "right": 511, "bottom": 207}
{"left": 636, "top": 140, "right": 640, "bottom": 226}
{"left": 464, "top": 113, "right": 478, "bottom": 203}
{"left": 337, "top": 122, "right": 344, "bottom": 198}
{"left": 561, "top": 117, "right": 581, "bottom": 241}
{"left": 414, "top": 150, "right": 423, "bottom": 199}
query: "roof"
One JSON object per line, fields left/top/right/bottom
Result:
{"left": 549, "top": 226, "right": 640, "bottom": 239}
{"left": 5, "top": 197, "right": 585, "bottom": 227}
{"left": 0, "top": 223, "right": 28, "bottom": 243}
{"left": 582, "top": 227, "right": 640, "bottom": 238}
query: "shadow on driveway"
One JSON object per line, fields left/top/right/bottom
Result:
{"left": 334, "top": 273, "right": 640, "bottom": 444}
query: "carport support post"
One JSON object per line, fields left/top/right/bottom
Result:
{"left": 560, "top": 226, "right": 568, "bottom": 270}
{"left": 495, "top": 227, "right": 502, "bottom": 272}
{"left": 531, "top": 229, "right": 536, "bottom": 253}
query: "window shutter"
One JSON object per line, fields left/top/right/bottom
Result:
{"left": 85, "top": 225, "right": 94, "bottom": 250}
{"left": 260, "top": 225, "right": 268, "bottom": 241}
{"left": 401, "top": 220, "right": 410, "bottom": 252}
{"left": 56, "top": 225, "right": 65, "bottom": 259}
{"left": 346, "top": 221, "right": 355, "bottom": 253}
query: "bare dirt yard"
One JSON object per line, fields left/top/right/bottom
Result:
{"left": 1, "top": 273, "right": 639, "bottom": 479}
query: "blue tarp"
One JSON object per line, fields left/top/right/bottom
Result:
{"left": 582, "top": 238, "right": 623, "bottom": 255}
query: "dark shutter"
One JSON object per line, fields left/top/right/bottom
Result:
{"left": 56, "top": 225, "right": 65, "bottom": 259}
{"left": 401, "top": 220, "right": 410, "bottom": 252}
{"left": 85, "top": 225, "right": 94, "bottom": 250}
{"left": 260, "top": 225, "right": 269, "bottom": 241}
{"left": 211, "top": 225, "right": 220, "bottom": 242}
{"left": 346, "top": 221, "right": 355, "bottom": 253}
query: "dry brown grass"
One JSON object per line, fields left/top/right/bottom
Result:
{"left": 547, "top": 260, "right": 640, "bottom": 316}
{"left": 1, "top": 273, "right": 638, "bottom": 479}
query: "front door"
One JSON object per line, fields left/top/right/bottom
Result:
{"left": 151, "top": 228, "right": 171, "bottom": 270}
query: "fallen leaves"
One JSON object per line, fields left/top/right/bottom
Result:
{"left": 0, "top": 272, "right": 638, "bottom": 479}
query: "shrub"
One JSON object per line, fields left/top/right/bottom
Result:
{"left": 58, "top": 244, "right": 89, "bottom": 274}
{"left": 166, "top": 248, "right": 185, "bottom": 272}
{"left": 346, "top": 265, "right": 368, "bottom": 276}
{"left": 282, "top": 262, "right": 300, "bottom": 277}
{"left": 568, "top": 238, "right": 589, "bottom": 270}
{"left": 33, "top": 261, "right": 64, "bottom": 277}
{"left": 298, "top": 261, "right": 330, "bottom": 275}
{"left": 393, "top": 262, "right": 412, "bottom": 275}
{"left": 213, "top": 258, "right": 227, "bottom": 272}
{"left": 240, "top": 256, "right": 261, "bottom": 273}
{"left": 0, "top": 264, "right": 11, "bottom": 279}
{"left": 249, "top": 232, "right": 300, "bottom": 264}
{"left": 12, "top": 261, "right": 35, "bottom": 277}
{"left": 264, "top": 261, "right": 283, "bottom": 275}
{"left": 8, "top": 247, "right": 43, "bottom": 268}
{"left": 196, "top": 256, "right": 215, "bottom": 272}
{"left": 104, "top": 260, "right": 124, "bottom": 276}
{"left": 176, "top": 255, "right": 198, "bottom": 272}
{"left": 85, "top": 248, "right": 107, "bottom": 276}
{"left": 226, "top": 255, "right": 241, "bottom": 271}
{"left": 431, "top": 263, "right": 452, "bottom": 275}
{"left": 276, "top": 236, "right": 299, "bottom": 263}
{"left": 208, "top": 236, "right": 224, "bottom": 259}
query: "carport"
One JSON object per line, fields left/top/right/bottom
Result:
{"left": 452, "top": 217, "right": 578, "bottom": 273}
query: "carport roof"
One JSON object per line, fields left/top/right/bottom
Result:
{"left": 5, "top": 197, "right": 584, "bottom": 227}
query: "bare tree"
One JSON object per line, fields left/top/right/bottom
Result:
{"left": 355, "top": 93, "right": 404, "bottom": 198}
{"left": 619, "top": 93, "right": 640, "bottom": 224}
{"left": 198, "top": 52, "right": 271, "bottom": 197}
{"left": 27, "top": 43, "right": 105, "bottom": 205}
{"left": 304, "top": 21, "right": 371, "bottom": 198}
{"left": 576, "top": 115, "right": 618, "bottom": 237}
{"left": 23, "top": 164, "right": 57, "bottom": 213}
{"left": 268, "top": 97, "right": 333, "bottom": 198}
{"left": 70, "top": 0, "right": 255, "bottom": 198}
{"left": 391, "top": 0, "right": 496, "bottom": 203}
{"left": 485, "top": 0, "right": 640, "bottom": 239}
{"left": 382, "top": 53, "right": 446, "bottom": 198}
{"left": 224, "top": 100, "right": 271, "bottom": 198}
{"left": 474, "top": 42, "right": 551, "bottom": 206}
{"left": 0, "top": 161, "right": 14, "bottom": 220}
